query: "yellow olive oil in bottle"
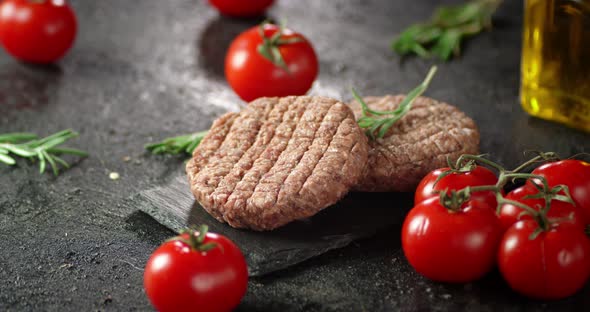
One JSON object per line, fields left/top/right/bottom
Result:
{"left": 521, "top": 0, "right": 590, "bottom": 132}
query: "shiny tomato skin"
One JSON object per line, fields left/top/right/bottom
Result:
{"left": 414, "top": 166, "right": 499, "bottom": 207}
{"left": 498, "top": 220, "right": 590, "bottom": 299}
{"left": 530, "top": 160, "right": 590, "bottom": 224}
{"left": 144, "top": 232, "right": 248, "bottom": 312}
{"left": 402, "top": 197, "right": 503, "bottom": 283}
{"left": 499, "top": 184, "right": 585, "bottom": 232}
{"left": 208, "top": 0, "right": 274, "bottom": 17}
{"left": 0, "top": 0, "right": 77, "bottom": 63}
{"left": 225, "top": 23, "right": 318, "bottom": 102}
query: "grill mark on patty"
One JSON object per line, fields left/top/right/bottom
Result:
{"left": 221, "top": 99, "right": 293, "bottom": 226}
{"left": 247, "top": 98, "right": 335, "bottom": 226}
{"left": 277, "top": 100, "right": 340, "bottom": 199}
{"left": 296, "top": 110, "right": 351, "bottom": 198}
{"left": 196, "top": 109, "right": 265, "bottom": 214}
{"left": 267, "top": 98, "right": 332, "bottom": 206}
{"left": 187, "top": 112, "right": 239, "bottom": 221}
{"left": 191, "top": 112, "right": 238, "bottom": 173}
{"left": 272, "top": 102, "right": 348, "bottom": 221}
{"left": 212, "top": 99, "right": 285, "bottom": 212}
{"left": 224, "top": 97, "right": 309, "bottom": 227}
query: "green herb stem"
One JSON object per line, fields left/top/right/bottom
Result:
{"left": 353, "top": 66, "right": 437, "bottom": 139}
{"left": 145, "top": 130, "right": 209, "bottom": 156}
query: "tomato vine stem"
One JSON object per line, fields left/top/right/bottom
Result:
{"left": 437, "top": 152, "right": 576, "bottom": 239}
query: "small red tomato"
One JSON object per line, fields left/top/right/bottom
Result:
{"left": 498, "top": 220, "right": 590, "bottom": 299}
{"left": 208, "top": 0, "right": 274, "bottom": 17}
{"left": 144, "top": 227, "right": 248, "bottom": 312}
{"left": 402, "top": 197, "right": 503, "bottom": 283}
{"left": 225, "top": 23, "right": 318, "bottom": 102}
{"left": 414, "top": 166, "right": 499, "bottom": 207}
{"left": 499, "top": 184, "right": 585, "bottom": 232}
{"left": 530, "top": 159, "right": 590, "bottom": 224}
{"left": 0, "top": 0, "right": 77, "bottom": 63}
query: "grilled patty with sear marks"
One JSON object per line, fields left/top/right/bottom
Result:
{"left": 349, "top": 94, "right": 480, "bottom": 192}
{"left": 187, "top": 96, "right": 369, "bottom": 231}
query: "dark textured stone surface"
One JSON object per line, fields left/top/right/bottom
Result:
{"left": 0, "top": 0, "right": 589, "bottom": 311}
{"left": 132, "top": 176, "right": 411, "bottom": 276}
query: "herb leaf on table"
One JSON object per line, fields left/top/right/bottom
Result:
{"left": 0, "top": 129, "right": 88, "bottom": 175}
{"left": 145, "top": 130, "right": 209, "bottom": 156}
{"left": 392, "top": 0, "right": 502, "bottom": 60}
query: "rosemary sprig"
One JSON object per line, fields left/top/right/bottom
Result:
{"left": 392, "top": 0, "right": 502, "bottom": 60}
{"left": 353, "top": 66, "right": 437, "bottom": 139}
{"left": 0, "top": 129, "right": 88, "bottom": 175}
{"left": 145, "top": 130, "right": 209, "bottom": 156}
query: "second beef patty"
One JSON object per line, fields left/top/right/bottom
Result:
{"left": 348, "top": 94, "right": 480, "bottom": 192}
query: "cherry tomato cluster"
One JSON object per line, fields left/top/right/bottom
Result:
{"left": 403, "top": 155, "right": 590, "bottom": 300}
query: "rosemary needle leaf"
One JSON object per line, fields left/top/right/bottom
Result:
{"left": 0, "top": 144, "right": 35, "bottom": 157}
{"left": 44, "top": 151, "right": 59, "bottom": 176}
{"left": 39, "top": 152, "right": 46, "bottom": 174}
{"left": 47, "top": 147, "right": 89, "bottom": 157}
{"left": 0, "top": 153, "right": 15, "bottom": 165}
{"left": 0, "top": 133, "right": 38, "bottom": 143}
{"left": 52, "top": 155, "right": 71, "bottom": 169}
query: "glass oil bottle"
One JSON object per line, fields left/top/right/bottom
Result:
{"left": 520, "top": 0, "right": 590, "bottom": 132}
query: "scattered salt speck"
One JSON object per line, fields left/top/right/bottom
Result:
{"left": 109, "top": 172, "right": 120, "bottom": 180}
{"left": 442, "top": 294, "right": 452, "bottom": 300}
{"left": 122, "top": 156, "right": 131, "bottom": 162}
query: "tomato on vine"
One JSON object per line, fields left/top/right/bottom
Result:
{"left": 530, "top": 159, "right": 590, "bottom": 224}
{"left": 402, "top": 196, "right": 503, "bottom": 283}
{"left": 0, "top": 0, "right": 77, "bottom": 63}
{"left": 144, "top": 225, "right": 248, "bottom": 312}
{"left": 414, "top": 166, "right": 499, "bottom": 208}
{"left": 498, "top": 184, "right": 585, "bottom": 232}
{"left": 225, "top": 22, "right": 318, "bottom": 102}
{"left": 498, "top": 219, "right": 590, "bottom": 299}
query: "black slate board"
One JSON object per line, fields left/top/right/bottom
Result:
{"left": 129, "top": 175, "right": 412, "bottom": 276}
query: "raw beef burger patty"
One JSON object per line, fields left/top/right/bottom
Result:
{"left": 349, "top": 94, "right": 480, "bottom": 192}
{"left": 187, "top": 96, "right": 369, "bottom": 231}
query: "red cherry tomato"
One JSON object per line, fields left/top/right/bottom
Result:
{"left": 414, "top": 166, "right": 499, "bottom": 207}
{"left": 499, "top": 184, "right": 585, "bottom": 232}
{"left": 208, "top": 0, "right": 274, "bottom": 17}
{"left": 530, "top": 159, "right": 590, "bottom": 224}
{"left": 0, "top": 0, "right": 77, "bottom": 63}
{"left": 402, "top": 197, "right": 503, "bottom": 283}
{"left": 225, "top": 23, "right": 318, "bottom": 102}
{"left": 498, "top": 220, "right": 590, "bottom": 299}
{"left": 144, "top": 229, "right": 248, "bottom": 312}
